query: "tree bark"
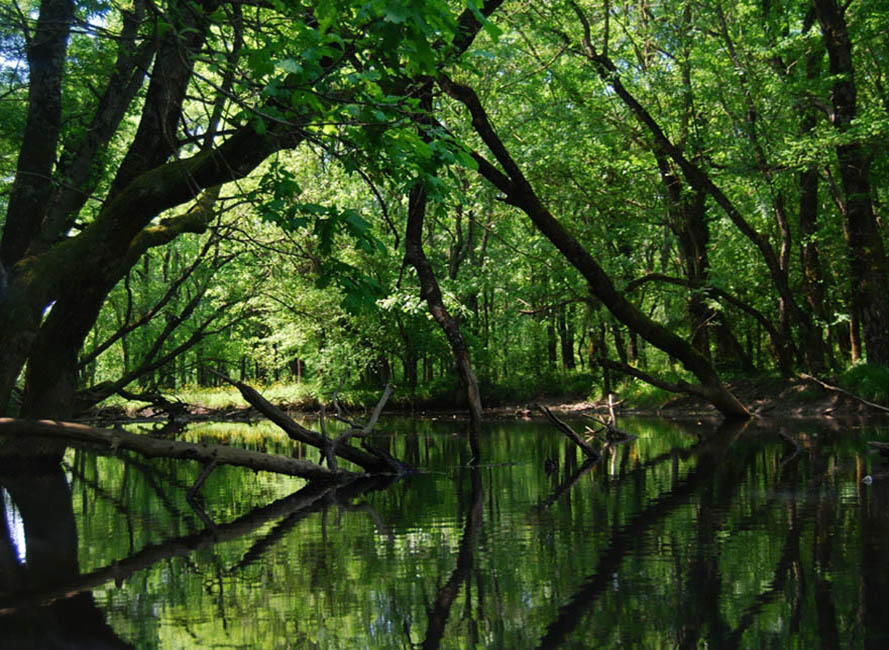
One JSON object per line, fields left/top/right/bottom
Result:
{"left": 20, "top": 197, "right": 215, "bottom": 418}
{"left": 559, "top": 304, "right": 576, "bottom": 369}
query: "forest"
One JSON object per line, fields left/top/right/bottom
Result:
{"left": 4, "top": 2, "right": 889, "bottom": 648}
{"left": 1, "top": 0, "right": 888, "bottom": 423}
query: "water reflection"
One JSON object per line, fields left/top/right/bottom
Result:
{"left": 0, "top": 465, "right": 133, "bottom": 648}
{"left": 1, "top": 416, "right": 889, "bottom": 648}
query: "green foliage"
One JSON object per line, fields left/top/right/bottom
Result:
{"left": 839, "top": 364, "right": 889, "bottom": 404}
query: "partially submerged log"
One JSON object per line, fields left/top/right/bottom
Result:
{"left": 0, "top": 418, "right": 360, "bottom": 482}
{"left": 209, "top": 370, "right": 408, "bottom": 475}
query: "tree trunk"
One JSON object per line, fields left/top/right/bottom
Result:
{"left": 404, "top": 183, "right": 484, "bottom": 444}
{"left": 0, "top": 418, "right": 359, "bottom": 482}
{"left": 657, "top": 157, "right": 714, "bottom": 363}
{"left": 0, "top": 0, "right": 76, "bottom": 268}
{"left": 547, "top": 315, "right": 557, "bottom": 369}
{"left": 797, "top": 46, "right": 829, "bottom": 374}
{"left": 814, "top": 0, "right": 889, "bottom": 365}
{"left": 441, "top": 77, "right": 749, "bottom": 418}
{"left": 559, "top": 305, "right": 576, "bottom": 369}
{"left": 597, "top": 324, "right": 612, "bottom": 398}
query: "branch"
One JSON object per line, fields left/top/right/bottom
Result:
{"left": 624, "top": 273, "right": 780, "bottom": 339}
{"left": 79, "top": 230, "right": 229, "bottom": 368}
{"left": 597, "top": 358, "right": 688, "bottom": 394}
{"left": 208, "top": 370, "right": 405, "bottom": 474}
{"left": 800, "top": 373, "right": 889, "bottom": 415}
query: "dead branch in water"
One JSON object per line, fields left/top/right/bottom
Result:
{"left": 208, "top": 370, "right": 408, "bottom": 475}
{"left": 536, "top": 405, "right": 599, "bottom": 459}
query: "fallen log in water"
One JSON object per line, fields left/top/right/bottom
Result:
{"left": 0, "top": 418, "right": 360, "bottom": 482}
{"left": 536, "top": 405, "right": 599, "bottom": 459}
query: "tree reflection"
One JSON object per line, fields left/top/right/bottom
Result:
{"left": 0, "top": 456, "right": 394, "bottom": 648}
{"left": 420, "top": 465, "right": 483, "bottom": 650}
{"left": 535, "top": 419, "right": 749, "bottom": 649}
{"left": 0, "top": 465, "right": 134, "bottom": 648}
{"left": 2, "top": 417, "right": 889, "bottom": 648}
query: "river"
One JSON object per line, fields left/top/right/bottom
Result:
{"left": 1, "top": 414, "right": 888, "bottom": 648}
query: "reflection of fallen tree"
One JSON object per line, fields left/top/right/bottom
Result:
{"left": 534, "top": 456, "right": 602, "bottom": 512}
{"left": 0, "top": 475, "right": 390, "bottom": 615}
{"left": 535, "top": 420, "right": 748, "bottom": 649}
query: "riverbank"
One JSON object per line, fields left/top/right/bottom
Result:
{"left": 86, "top": 375, "right": 889, "bottom": 426}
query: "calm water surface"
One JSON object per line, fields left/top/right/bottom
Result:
{"left": 2, "top": 415, "right": 889, "bottom": 648}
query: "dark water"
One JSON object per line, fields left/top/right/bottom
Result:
{"left": 2, "top": 415, "right": 889, "bottom": 648}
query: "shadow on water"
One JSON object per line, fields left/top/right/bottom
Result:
{"left": 2, "top": 416, "right": 889, "bottom": 648}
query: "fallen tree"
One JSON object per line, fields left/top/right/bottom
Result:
{"left": 0, "top": 418, "right": 359, "bottom": 483}
{"left": 209, "top": 371, "right": 409, "bottom": 475}
{"left": 0, "top": 379, "right": 411, "bottom": 481}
